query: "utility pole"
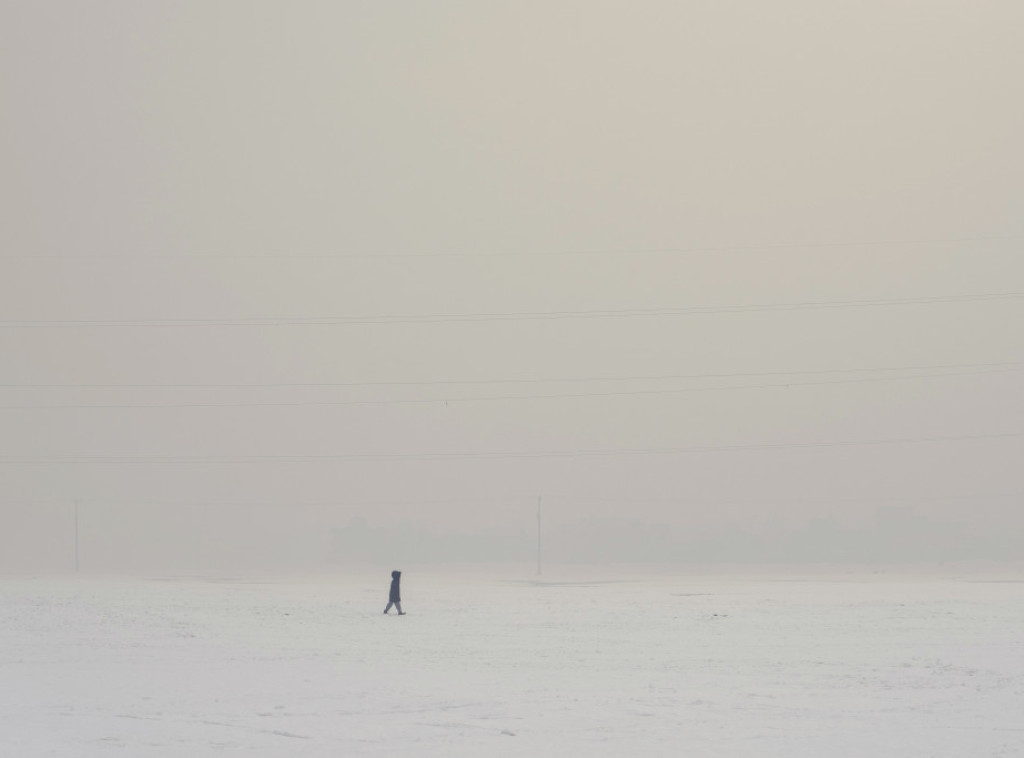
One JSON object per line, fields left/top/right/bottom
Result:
{"left": 74, "top": 500, "right": 80, "bottom": 573}
{"left": 536, "top": 495, "right": 542, "bottom": 576}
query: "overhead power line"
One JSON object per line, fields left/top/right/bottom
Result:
{"left": 4, "top": 491, "right": 1021, "bottom": 516}
{"left": 1, "top": 360, "right": 1019, "bottom": 389}
{"left": 2, "top": 234, "right": 1020, "bottom": 259}
{"left": 0, "top": 365, "right": 1018, "bottom": 410}
{"left": 0, "top": 292, "right": 1021, "bottom": 328}
{"left": 2, "top": 431, "right": 1021, "bottom": 464}
{"left": 5, "top": 491, "right": 1019, "bottom": 508}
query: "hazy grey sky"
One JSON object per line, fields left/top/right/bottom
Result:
{"left": 2, "top": 2, "right": 1022, "bottom": 567}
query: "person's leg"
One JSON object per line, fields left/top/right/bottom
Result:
{"left": 384, "top": 601, "right": 394, "bottom": 614}
{"left": 395, "top": 601, "right": 404, "bottom": 615}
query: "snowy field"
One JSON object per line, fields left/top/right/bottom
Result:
{"left": 3, "top": 566, "right": 1024, "bottom": 757}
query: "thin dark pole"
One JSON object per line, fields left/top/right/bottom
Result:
{"left": 537, "top": 495, "right": 542, "bottom": 575}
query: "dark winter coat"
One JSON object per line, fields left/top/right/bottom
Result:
{"left": 389, "top": 570, "right": 401, "bottom": 602}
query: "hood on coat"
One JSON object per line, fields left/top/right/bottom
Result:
{"left": 391, "top": 571, "right": 401, "bottom": 579}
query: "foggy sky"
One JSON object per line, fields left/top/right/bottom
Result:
{"left": 2, "top": 1, "right": 1022, "bottom": 569}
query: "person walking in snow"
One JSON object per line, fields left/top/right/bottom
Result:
{"left": 383, "top": 570, "right": 404, "bottom": 615}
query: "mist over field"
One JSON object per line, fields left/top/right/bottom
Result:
{"left": 4, "top": 6, "right": 1024, "bottom": 754}
{"left": 3, "top": 1, "right": 1023, "bottom": 574}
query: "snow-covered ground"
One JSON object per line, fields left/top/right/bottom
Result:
{"left": 2, "top": 566, "right": 1023, "bottom": 757}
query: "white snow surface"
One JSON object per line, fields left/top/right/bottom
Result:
{"left": 2, "top": 566, "right": 1024, "bottom": 757}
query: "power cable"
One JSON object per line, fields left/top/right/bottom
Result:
{"left": 3, "top": 492, "right": 1020, "bottom": 508}
{"left": 2, "top": 234, "right": 1020, "bottom": 260}
{"left": 0, "top": 366, "right": 1018, "bottom": 410}
{"left": 1, "top": 359, "right": 1019, "bottom": 390}
{"left": 2, "top": 431, "right": 1021, "bottom": 464}
{"left": 1, "top": 292, "right": 1021, "bottom": 328}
